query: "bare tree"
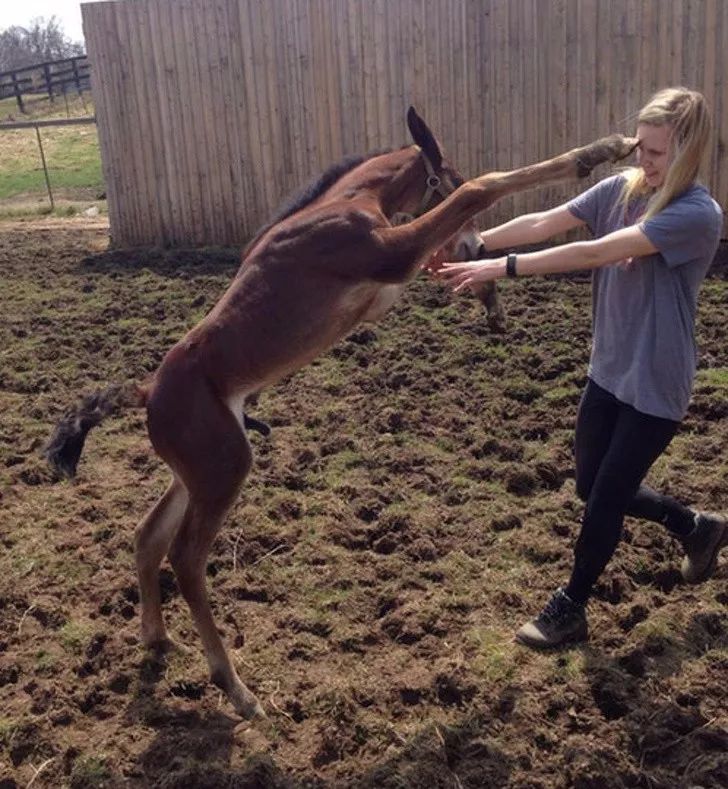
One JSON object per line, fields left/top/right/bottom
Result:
{"left": 0, "top": 16, "right": 83, "bottom": 72}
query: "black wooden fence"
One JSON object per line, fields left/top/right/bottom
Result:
{"left": 0, "top": 56, "right": 90, "bottom": 113}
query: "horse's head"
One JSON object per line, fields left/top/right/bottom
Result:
{"left": 405, "top": 107, "right": 505, "bottom": 332}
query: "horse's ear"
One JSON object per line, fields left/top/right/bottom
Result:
{"left": 406, "top": 106, "right": 443, "bottom": 170}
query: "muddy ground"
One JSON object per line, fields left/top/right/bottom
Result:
{"left": 0, "top": 217, "right": 726, "bottom": 788}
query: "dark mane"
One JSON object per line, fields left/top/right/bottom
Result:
{"left": 241, "top": 148, "right": 393, "bottom": 257}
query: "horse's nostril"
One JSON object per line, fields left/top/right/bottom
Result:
{"left": 476, "top": 241, "right": 487, "bottom": 258}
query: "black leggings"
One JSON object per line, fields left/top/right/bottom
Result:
{"left": 565, "top": 379, "right": 696, "bottom": 604}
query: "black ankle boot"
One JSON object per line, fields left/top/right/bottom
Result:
{"left": 680, "top": 512, "right": 728, "bottom": 584}
{"left": 516, "top": 588, "right": 588, "bottom": 649}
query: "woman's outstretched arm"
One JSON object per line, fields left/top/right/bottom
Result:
{"left": 437, "top": 224, "right": 658, "bottom": 291}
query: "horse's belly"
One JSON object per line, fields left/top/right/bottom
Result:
{"left": 346, "top": 283, "right": 405, "bottom": 323}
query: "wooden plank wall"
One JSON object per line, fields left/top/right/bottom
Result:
{"left": 82, "top": 0, "right": 728, "bottom": 247}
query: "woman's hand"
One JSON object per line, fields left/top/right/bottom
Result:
{"left": 435, "top": 258, "right": 506, "bottom": 292}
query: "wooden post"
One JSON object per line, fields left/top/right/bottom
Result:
{"left": 34, "top": 125, "right": 54, "bottom": 211}
{"left": 12, "top": 72, "right": 25, "bottom": 114}
{"left": 44, "top": 63, "right": 54, "bottom": 102}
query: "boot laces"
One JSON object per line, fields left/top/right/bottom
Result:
{"left": 540, "top": 589, "right": 574, "bottom": 624}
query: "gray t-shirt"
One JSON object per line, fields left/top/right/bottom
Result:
{"left": 567, "top": 174, "right": 723, "bottom": 420}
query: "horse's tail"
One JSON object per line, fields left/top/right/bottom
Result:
{"left": 45, "top": 380, "right": 149, "bottom": 479}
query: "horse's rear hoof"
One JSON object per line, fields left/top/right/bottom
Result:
{"left": 235, "top": 694, "right": 266, "bottom": 721}
{"left": 225, "top": 677, "right": 265, "bottom": 720}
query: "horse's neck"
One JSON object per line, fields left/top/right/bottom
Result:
{"left": 327, "top": 147, "right": 422, "bottom": 213}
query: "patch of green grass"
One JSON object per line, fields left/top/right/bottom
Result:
{"left": 552, "top": 649, "right": 585, "bottom": 681}
{"left": 0, "top": 717, "right": 19, "bottom": 747}
{"left": 695, "top": 367, "right": 728, "bottom": 388}
{"left": 468, "top": 627, "right": 518, "bottom": 683}
{"left": 633, "top": 614, "right": 679, "bottom": 645}
{"left": 0, "top": 125, "right": 103, "bottom": 200}
{"left": 59, "top": 619, "right": 94, "bottom": 654}
{"left": 35, "top": 649, "right": 58, "bottom": 676}
{"left": 70, "top": 755, "right": 110, "bottom": 787}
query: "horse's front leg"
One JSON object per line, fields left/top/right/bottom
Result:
{"left": 374, "top": 133, "right": 638, "bottom": 269}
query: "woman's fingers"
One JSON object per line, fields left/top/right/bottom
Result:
{"left": 436, "top": 261, "right": 479, "bottom": 280}
{"left": 436, "top": 258, "right": 504, "bottom": 290}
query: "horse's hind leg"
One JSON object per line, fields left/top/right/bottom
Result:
{"left": 165, "top": 401, "right": 264, "bottom": 719}
{"left": 134, "top": 476, "right": 188, "bottom": 649}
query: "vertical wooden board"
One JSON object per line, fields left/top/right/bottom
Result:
{"left": 636, "top": 0, "right": 649, "bottom": 106}
{"left": 702, "top": 0, "right": 717, "bottom": 189}
{"left": 324, "top": 0, "right": 344, "bottom": 161}
{"left": 594, "top": 0, "right": 611, "bottom": 137}
{"left": 164, "top": 0, "right": 204, "bottom": 243}
{"left": 237, "top": 0, "right": 271, "bottom": 225}
{"left": 671, "top": 0, "right": 684, "bottom": 86}
{"left": 412, "top": 0, "right": 427, "bottom": 126}
{"left": 461, "top": 0, "right": 479, "bottom": 176}
{"left": 485, "top": 0, "right": 501, "bottom": 205}
{"left": 397, "top": 0, "right": 416, "bottom": 148}
{"left": 422, "top": 0, "right": 440, "bottom": 140}
{"left": 443, "top": 0, "right": 458, "bottom": 160}
{"left": 687, "top": 0, "right": 703, "bottom": 91}
{"left": 197, "top": 0, "right": 234, "bottom": 241}
{"left": 211, "top": 0, "right": 244, "bottom": 243}
{"left": 104, "top": 5, "right": 138, "bottom": 245}
{"left": 717, "top": 1, "right": 728, "bottom": 211}
{"left": 261, "top": 0, "right": 289, "bottom": 210}
{"left": 109, "top": 3, "right": 143, "bottom": 245}
{"left": 373, "top": 0, "right": 389, "bottom": 147}
{"left": 123, "top": 0, "right": 168, "bottom": 244}
{"left": 156, "top": 0, "right": 197, "bottom": 244}
{"left": 579, "top": 0, "right": 597, "bottom": 148}
{"left": 345, "top": 0, "right": 365, "bottom": 155}
{"left": 461, "top": 0, "right": 478, "bottom": 176}
{"left": 101, "top": 3, "right": 136, "bottom": 244}
{"left": 134, "top": 0, "right": 176, "bottom": 244}
{"left": 327, "top": 0, "right": 348, "bottom": 161}
{"left": 359, "top": 0, "right": 377, "bottom": 149}
{"left": 83, "top": 6, "right": 124, "bottom": 244}
{"left": 197, "top": 0, "right": 234, "bottom": 243}
{"left": 281, "top": 0, "right": 306, "bottom": 188}
{"left": 122, "top": 0, "right": 159, "bottom": 245}
{"left": 621, "top": 0, "right": 638, "bottom": 131}
{"left": 548, "top": 0, "right": 567, "bottom": 208}
{"left": 174, "top": 0, "right": 210, "bottom": 243}
{"left": 276, "top": 0, "right": 297, "bottom": 185}
{"left": 224, "top": 0, "right": 259, "bottom": 240}
{"left": 146, "top": 2, "right": 188, "bottom": 244}
{"left": 658, "top": 0, "right": 672, "bottom": 92}
{"left": 381, "top": 1, "right": 395, "bottom": 148}
{"left": 508, "top": 0, "right": 523, "bottom": 216}
{"left": 510, "top": 0, "right": 525, "bottom": 164}
{"left": 564, "top": 0, "right": 577, "bottom": 150}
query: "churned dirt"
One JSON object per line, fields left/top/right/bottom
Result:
{"left": 0, "top": 216, "right": 726, "bottom": 788}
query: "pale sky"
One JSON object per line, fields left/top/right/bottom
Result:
{"left": 0, "top": 0, "right": 110, "bottom": 46}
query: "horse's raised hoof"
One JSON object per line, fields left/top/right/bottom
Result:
{"left": 575, "top": 134, "right": 639, "bottom": 177}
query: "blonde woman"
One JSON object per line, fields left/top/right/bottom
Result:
{"left": 438, "top": 87, "right": 726, "bottom": 648}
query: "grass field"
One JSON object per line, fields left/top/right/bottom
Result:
{"left": 0, "top": 218, "right": 726, "bottom": 787}
{"left": 0, "top": 94, "right": 104, "bottom": 217}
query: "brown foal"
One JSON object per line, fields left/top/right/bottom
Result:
{"left": 46, "top": 108, "right": 635, "bottom": 718}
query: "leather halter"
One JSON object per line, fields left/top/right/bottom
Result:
{"left": 391, "top": 148, "right": 458, "bottom": 226}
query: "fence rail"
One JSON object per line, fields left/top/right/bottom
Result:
{"left": 82, "top": 0, "right": 728, "bottom": 248}
{"left": 0, "top": 56, "right": 91, "bottom": 113}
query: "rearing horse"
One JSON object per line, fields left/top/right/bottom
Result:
{"left": 46, "top": 108, "right": 635, "bottom": 718}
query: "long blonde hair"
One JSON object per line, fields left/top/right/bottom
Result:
{"left": 620, "top": 87, "right": 711, "bottom": 221}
